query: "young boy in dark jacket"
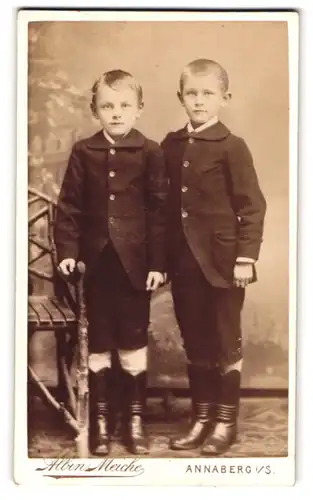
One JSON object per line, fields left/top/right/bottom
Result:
{"left": 162, "top": 59, "right": 266, "bottom": 456}
{"left": 54, "top": 70, "right": 168, "bottom": 456}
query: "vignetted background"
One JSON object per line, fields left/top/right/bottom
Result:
{"left": 28, "top": 20, "right": 289, "bottom": 390}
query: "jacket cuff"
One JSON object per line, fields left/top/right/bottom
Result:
{"left": 236, "top": 257, "right": 256, "bottom": 264}
{"left": 148, "top": 256, "right": 167, "bottom": 274}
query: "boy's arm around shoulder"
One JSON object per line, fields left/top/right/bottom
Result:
{"left": 54, "top": 141, "right": 85, "bottom": 264}
{"left": 226, "top": 135, "right": 267, "bottom": 261}
{"left": 145, "top": 139, "right": 169, "bottom": 273}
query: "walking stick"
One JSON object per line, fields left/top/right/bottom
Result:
{"left": 75, "top": 262, "right": 89, "bottom": 458}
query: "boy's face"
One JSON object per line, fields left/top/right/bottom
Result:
{"left": 179, "top": 73, "right": 230, "bottom": 126}
{"left": 94, "top": 83, "right": 143, "bottom": 138}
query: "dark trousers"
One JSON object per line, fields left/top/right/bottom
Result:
{"left": 171, "top": 240, "right": 245, "bottom": 367}
{"left": 85, "top": 243, "right": 151, "bottom": 353}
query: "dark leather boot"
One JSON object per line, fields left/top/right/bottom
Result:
{"left": 122, "top": 371, "right": 149, "bottom": 455}
{"left": 169, "top": 365, "right": 220, "bottom": 451}
{"left": 201, "top": 370, "right": 240, "bottom": 456}
{"left": 89, "top": 368, "right": 111, "bottom": 456}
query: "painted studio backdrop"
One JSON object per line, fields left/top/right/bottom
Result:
{"left": 28, "top": 21, "right": 289, "bottom": 390}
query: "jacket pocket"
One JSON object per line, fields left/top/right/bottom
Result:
{"left": 211, "top": 232, "right": 237, "bottom": 279}
{"left": 214, "top": 232, "right": 237, "bottom": 242}
{"left": 196, "top": 162, "right": 218, "bottom": 174}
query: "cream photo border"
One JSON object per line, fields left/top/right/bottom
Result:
{"left": 14, "top": 9, "right": 298, "bottom": 486}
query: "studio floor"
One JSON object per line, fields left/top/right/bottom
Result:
{"left": 28, "top": 396, "right": 288, "bottom": 458}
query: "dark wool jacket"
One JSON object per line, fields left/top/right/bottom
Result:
{"left": 162, "top": 121, "right": 267, "bottom": 288}
{"left": 54, "top": 128, "right": 168, "bottom": 290}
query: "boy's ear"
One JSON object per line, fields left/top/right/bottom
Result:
{"left": 177, "top": 91, "right": 184, "bottom": 105}
{"left": 222, "top": 92, "right": 232, "bottom": 107}
{"left": 90, "top": 103, "right": 98, "bottom": 119}
{"left": 137, "top": 101, "right": 144, "bottom": 117}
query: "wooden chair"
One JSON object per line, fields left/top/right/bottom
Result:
{"left": 28, "top": 186, "right": 89, "bottom": 458}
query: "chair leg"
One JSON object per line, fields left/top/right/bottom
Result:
{"left": 55, "top": 329, "right": 68, "bottom": 405}
{"left": 65, "top": 327, "right": 77, "bottom": 373}
{"left": 55, "top": 328, "right": 77, "bottom": 413}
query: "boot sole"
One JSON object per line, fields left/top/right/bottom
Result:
{"left": 169, "top": 430, "right": 213, "bottom": 451}
{"left": 169, "top": 442, "right": 204, "bottom": 451}
{"left": 91, "top": 441, "right": 111, "bottom": 456}
{"left": 128, "top": 447, "right": 150, "bottom": 455}
{"left": 201, "top": 436, "right": 238, "bottom": 457}
{"left": 123, "top": 436, "right": 150, "bottom": 455}
{"left": 92, "top": 449, "right": 110, "bottom": 456}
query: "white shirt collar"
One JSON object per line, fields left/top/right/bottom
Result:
{"left": 187, "top": 116, "right": 219, "bottom": 134}
{"left": 102, "top": 128, "right": 132, "bottom": 144}
{"left": 102, "top": 128, "right": 117, "bottom": 144}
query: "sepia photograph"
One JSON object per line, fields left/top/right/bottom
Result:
{"left": 15, "top": 9, "right": 298, "bottom": 486}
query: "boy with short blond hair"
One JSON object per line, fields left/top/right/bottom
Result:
{"left": 55, "top": 69, "right": 168, "bottom": 456}
{"left": 162, "top": 59, "right": 266, "bottom": 455}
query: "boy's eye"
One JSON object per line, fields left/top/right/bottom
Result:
{"left": 121, "top": 102, "right": 131, "bottom": 108}
{"left": 100, "top": 103, "right": 113, "bottom": 109}
{"left": 204, "top": 91, "right": 213, "bottom": 96}
{"left": 186, "top": 90, "right": 197, "bottom": 96}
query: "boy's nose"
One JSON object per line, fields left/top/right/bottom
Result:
{"left": 194, "top": 96, "right": 204, "bottom": 106}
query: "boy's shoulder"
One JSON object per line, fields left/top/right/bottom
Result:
{"left": 137, "top": 130, "right": 162, "bottom": 152}
{"left": 161, "top": 126, "right": 187, "bottom": 145}
{"left": 224, "top": 131, "right": 251, "bottom": 157}
{"left": 70, "top": 130, "right": 103, "bottom": 152}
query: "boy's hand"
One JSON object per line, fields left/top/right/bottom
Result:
{"left": 146, "top": 271, "right": 165, "bottom": 291}
{"left": 233, "top": 263, "right": 254, "bottom": 288}
{"left": 58, "top": 258, "right": 76, "bottom": 277}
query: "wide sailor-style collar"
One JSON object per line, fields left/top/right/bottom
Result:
{"left": 85, "top": 127, "right": 146, "bottom": 150}
{"left": 173, "top": 120, "right": 231, "bottom": 142}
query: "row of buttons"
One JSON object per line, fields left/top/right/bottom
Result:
{"left": 108, "top": 154, "right": 116, "bottom": 205}
{"left": 181, "top": 143, "right": 192, "bottom": 217}
{"left": 107, "top": 149, "right": 117, "bottom": 224}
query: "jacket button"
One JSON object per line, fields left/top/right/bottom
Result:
{"left": 109, "top": 171, "right": 116, "bottom": 178}
{"left": 182, "top": 210, "right": 188, "bottom": 218}
{"left": 109, "top": 148, "right": 116, "bottom": 155}
{"left": 109, "top": 194, "right": 115, "bottom": 201}
{"left": 181, "top": 185, "right": 188, "bottom": 193}
{"left": 183, "top": 160, "right": 190, "bottom": 168}
{"left": 109, "top": 216, "right": 115, "bottom": 224}
{"left": 188, "top": 137, "right": 195, "bottom": 144}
